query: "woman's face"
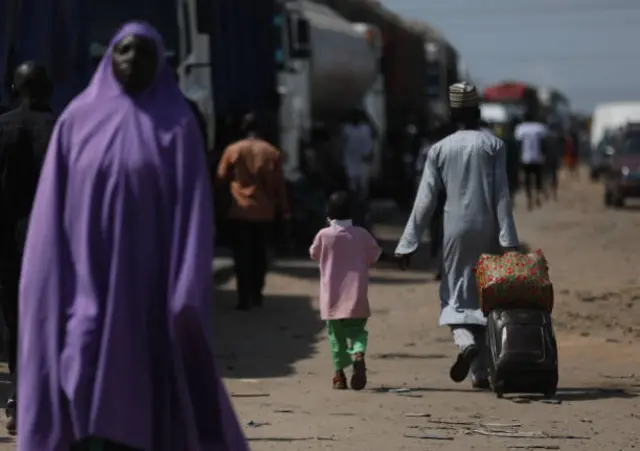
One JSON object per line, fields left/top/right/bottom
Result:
{"left": 112, "top": 34, "right": 158, "bottom": 94}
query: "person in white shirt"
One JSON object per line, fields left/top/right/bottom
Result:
{"left": 515, "top": 112, "right": 548, "bottom": 210}
{"left": 342, "top": 110, "right": 373, "bottom": 226}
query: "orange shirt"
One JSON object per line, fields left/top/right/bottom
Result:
{"left": 216, "top": 138, "right": 291, "bottom": 222}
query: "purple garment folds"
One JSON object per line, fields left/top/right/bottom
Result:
{"left": 17, "top": 22, "right": 248, "bottom": 451}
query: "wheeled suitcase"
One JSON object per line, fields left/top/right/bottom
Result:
{"left": 486, "top": 309, "right": 558, "bottom": 398}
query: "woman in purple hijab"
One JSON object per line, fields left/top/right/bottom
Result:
{"left": 17, "top": 22, "right": 248, "bottom": 451}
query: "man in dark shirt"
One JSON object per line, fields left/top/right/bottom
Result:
{"left": 0, "top": 61, "right": 55, "bottom": 434}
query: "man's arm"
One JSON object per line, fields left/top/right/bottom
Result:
{"left": 395, "top": 146, "right": 443, "bottom": 257}
{"left": 494, "top": 142, "right": 519, "bottom": 249}
{"left": 216, "top": 146, "right": 232, "bottom": 185}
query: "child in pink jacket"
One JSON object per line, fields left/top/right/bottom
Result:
{"left": 310, "top": 191, "right": 382, "bottom": 390}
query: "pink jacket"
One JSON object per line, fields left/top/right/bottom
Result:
{"left": 310, "top": 220, "right": 382, "bottom": 320}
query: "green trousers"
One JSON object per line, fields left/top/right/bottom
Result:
{"left": 327, "top": 319, "right": 368, "bottom": 370}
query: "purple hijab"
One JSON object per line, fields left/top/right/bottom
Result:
{"left": 17, "top": 22, "right": 247, "bottom": 451}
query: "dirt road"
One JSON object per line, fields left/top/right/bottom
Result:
{"left": 2, "top": 170, "right": 639, "bottom": 449}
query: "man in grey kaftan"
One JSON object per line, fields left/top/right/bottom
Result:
{"left": 395, "top": 82, "right": 519, "bottom": 388}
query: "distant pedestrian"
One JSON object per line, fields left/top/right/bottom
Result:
{"left": 310, "top": 191, "right": 381, "bottom": 391}
{"left": 564, "top": 129, "right": 580, "bottom": 177}
{"left": 217, "top": 112, "right": 291, "bottom": 310}
{"left": 17, "top": 22, "right": 247, "bottom": 450}
{"left": 341, "top": 110, "right": 373, "bottom": 228}
{"left": 0, "top": 60, "right": 55, "bottom": 435}
{"left": 515, "top": 111, "right": 548, "bottom": 210}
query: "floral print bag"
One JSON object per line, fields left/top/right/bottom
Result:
{"left": 474, "top": 249, "right": 554, "bottom": 315}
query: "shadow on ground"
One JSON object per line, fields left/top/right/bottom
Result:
{"left": 508, "top": 387, "right": 639, "bottom": 402}
{"left": 368, "top": 386, "right": 639, "bottom": 400}
{"left": 213, "top": 288, "right": 323, "bottom": 380}
{"left": 271, "top": 262, "right": 429, "bottom": 285}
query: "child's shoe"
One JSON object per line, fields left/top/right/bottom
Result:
{"left": 333, "top": 370, "right": 347, "bottom": 390}
{"left": 350, "top": 353, "right": 367, "bottom": 391}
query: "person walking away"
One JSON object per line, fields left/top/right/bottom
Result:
{"left": 0, "top": 61, "right": 55, "bottom": 435}
{"left": 515, "top": 111, "right": 548, "bottom": 210}
{"left": 310, "top": 191, "right": 381, "bottom": 391}
{"left": 543, "top": 123, "right": 563, "bottom": 201}
{"left": 341, "top": 110, "right": 373, "bottom": 228}
{"left": 394, "top": 82, "right": 520, "bottom": 389}
{"left": 217, "top": 113, "right": 291, "bottom": 310}
{"left": 564, "top": 128, "right": 580, "bottom": 177}
{"left": 17, "top": 22, "right": 247, "bottom": 450}
{"left": 505, "top": 118, "right": 522, "bottom": 202}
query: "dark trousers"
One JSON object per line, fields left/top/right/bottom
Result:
{"left": 230, "top": 220, "right": 271, "bottom": 308}
{"left": 545, "top": 162, "right": 559, "bottom": 198}
{"left": 0, "top": 264, "right": 18, "bottom": 377}
{"left": 522, "top": 163, "right": 543, "bottom": 204}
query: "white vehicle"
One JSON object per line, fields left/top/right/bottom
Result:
{"left": 590, "top": 101, "right": 640, "bottom": 179}
{"left": 590, "top": 101, "right": 640, "bottom": 150}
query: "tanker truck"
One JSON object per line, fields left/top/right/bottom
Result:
{"left": 176, "top": 0, "right": 384, "bottom": 246}
{"left": 277, "top": 0, "right": 384, "bottom": 183}
{"left": 177, "top": 0, "right": 383, "bottom": 183}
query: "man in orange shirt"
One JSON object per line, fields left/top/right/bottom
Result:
{"left": 217, "top": 113, "right": 291, "bottom": 310}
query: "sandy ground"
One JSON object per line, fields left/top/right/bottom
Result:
{"left": 1, "top": 168, "right": 640, "bottom": 449}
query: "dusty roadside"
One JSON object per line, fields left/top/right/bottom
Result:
{"left": 1, "top": 171, "right": 638, "bottom": 450}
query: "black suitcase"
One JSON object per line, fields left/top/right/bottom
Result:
{"left": 486, "top": 309, "right": 558, "bottom": 398}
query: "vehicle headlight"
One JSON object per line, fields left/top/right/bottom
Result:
{"left": 621, "top": 166, "right": 630, "bottom": 177}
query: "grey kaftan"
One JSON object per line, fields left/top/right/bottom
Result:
{"left": 396, "top": 130, "right": 519, "bottom": 326}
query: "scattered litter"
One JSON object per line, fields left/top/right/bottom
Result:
{"left": 232, "top": 393, "right": 270, "bottom": 398}
{"left": 273, "top": 409, "right": 294, "bottom": 413}
{"left": 540, "top": 399, "right": 562, "bottom": 405}
{"left": 396, "top": 393, "right": 423, "bottom": 398}
{"left": 405, "top": 413, "right": 431, "bottom": 418}
{"left": 512, "top": 398, "right": 532, "bottom": 404}
{"left": 246, "top": 421, "right": 270, "bottom": 428}
{"left": 602, "top": 373, "right": 635, "bottom": 379}
{"left": 388, "top": 388, "right": 412, "bottom": 393}
{"left": 508, "top": 446, "right": 560, "bottom": 450}
{"left": 466, "top": 429, "right": 589, "bottom": 440}
{"left": 545, "top": 434, "right": 590, "bottom": 440}
{"left": 482, "top": 422, "right": 522, "bottom": 428}
{"left": 466, "top": 429, "right": 547, "bottom": 438}
{"left": 403, "top": 432, "right": 454, "bottom": 441}
{"left": 428, "top": 419, "right": 476, "bottom": 426}
{"left": 417, "top": 425, "right": 459, "bottom": 431}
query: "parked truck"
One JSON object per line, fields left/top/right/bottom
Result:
{"left": 483, "top": 81, "right": 540, "bottom": 121}
{"left": 2, "top": 0, "right": 458, "bottom": 214}
{"left": 177, "top": 0, "right": 383, "bottom": 181}
{"left": 318, "top": 0, "right": 435, "bottom": 206}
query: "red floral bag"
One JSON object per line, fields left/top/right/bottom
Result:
{"left": 473, "top": 249, "right": 554, "bottom": 315}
